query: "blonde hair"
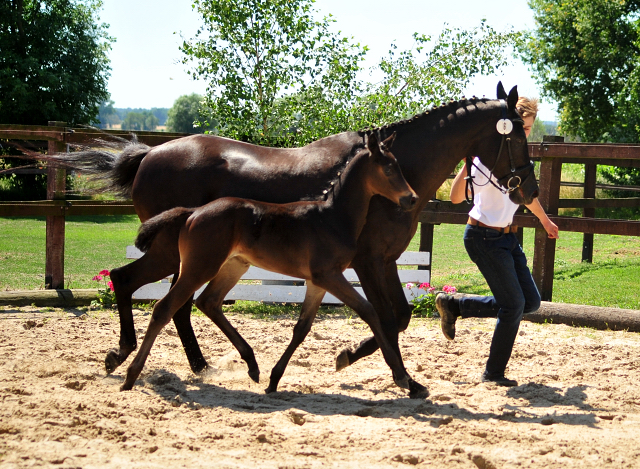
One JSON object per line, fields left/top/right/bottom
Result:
{"left": 516, "top": 97, "right": 539, "bottom": 120}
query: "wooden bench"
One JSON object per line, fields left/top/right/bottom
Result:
{"left": 127, "top": 246, "right": 430, "bottom": 305}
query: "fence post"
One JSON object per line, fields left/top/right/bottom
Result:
{"left": 532, "top": 135, "right": 563, "bottom": 301}
{"left": 581, "top": 163, "right": 597, "bottom": 262}
{"left": 45, "top": 121, "right": 67, "bottom": 289}
{"left": 419, "top": 192, "right": 438, "bottom": 273}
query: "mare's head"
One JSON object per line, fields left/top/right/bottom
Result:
{"left": 473, "top": 82, "right": 539, "bottom": 205}
{"left": 366, "top": 132, "right": 418, "bottom": 211}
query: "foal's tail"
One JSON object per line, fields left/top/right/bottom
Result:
{"left": 135, "top": 207, "right": 195, "bottom": 253}
{"left": 14, "top": 132, "right": 151, "bottom": 198}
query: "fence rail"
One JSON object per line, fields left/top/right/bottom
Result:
{"left": 2, "top": 125, "right": 640, "bottom": 300}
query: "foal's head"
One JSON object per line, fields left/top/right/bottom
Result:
{"left": 366, "top": 132, "right": 418, "bottom": 211}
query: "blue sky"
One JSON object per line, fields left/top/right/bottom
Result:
{"left": 99, "top": 0, "right": 556, "bottom": 120}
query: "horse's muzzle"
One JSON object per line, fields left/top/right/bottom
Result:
{"left": 400, "top": 194, "right": 419, "bottom": 211}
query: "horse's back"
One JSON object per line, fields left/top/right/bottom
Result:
{"left": 132, "top": 132, "right": 363, "bottom": 221}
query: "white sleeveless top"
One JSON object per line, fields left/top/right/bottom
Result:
{"left": 467, "top": 157, "right": 519, "bottom": 228}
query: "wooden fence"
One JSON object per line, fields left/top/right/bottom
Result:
{"left": 2, "top": 124, "right": 640, "bottom": 301}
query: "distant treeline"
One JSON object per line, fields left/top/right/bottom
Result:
{"left": 97, "top": 102, "right": 169, "bottom": 130}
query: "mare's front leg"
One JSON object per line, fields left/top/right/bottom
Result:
{"left": 108, "top": 248, "right": 179, "bottom": 374}
{"left": 335, "top": 259, "right": 411, "bottom": 370}
{"left": 316, "top": 273, "right": 428, "bottom": 398}
{"left": 194, "top": 258, "right": 260, "bottom": 382}
{"left": 121, "top": 279, "right": 199, "bottom": 390}
{"left": 266, "top": 282, "right": 326, "bottom": 393}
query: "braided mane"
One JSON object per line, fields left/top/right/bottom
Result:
{"left": 358, "top": 96, "right": 492, "bottom": 137}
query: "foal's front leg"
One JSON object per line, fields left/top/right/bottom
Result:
{"left": 266, "top": 282, "right": 326, "bottom": 393}
{"left": 315, "top": 273, "right": 428, "bottom": 397}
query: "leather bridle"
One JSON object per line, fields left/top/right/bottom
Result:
{"left": 464, "top": 101, "right": 535, "bottom": 204}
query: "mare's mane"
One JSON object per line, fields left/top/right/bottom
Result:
{"left": 359, "top": 96, "right": 496, "bottom": 138}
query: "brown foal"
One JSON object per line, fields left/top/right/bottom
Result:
{"left": 121, "top": 132, "right": 422, "bottom": 395}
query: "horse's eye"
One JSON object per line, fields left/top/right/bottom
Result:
{"left": 384, "top": 166, "right": 392, "bottom": 176}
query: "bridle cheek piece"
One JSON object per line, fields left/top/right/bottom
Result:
{"left": 464, "top": 102, "right": 534, "bottom": 203}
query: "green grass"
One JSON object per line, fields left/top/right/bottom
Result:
{"left": 0, "top": 215, "right": 140, "bottom": 290}
{"left": 1, "top": 215, "right": 639, "bottom": 309}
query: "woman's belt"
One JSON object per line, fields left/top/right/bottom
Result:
{"left": 467, "top": 217, "right": 518, "bottom": 233}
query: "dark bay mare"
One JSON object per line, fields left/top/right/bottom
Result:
{"left": 52, "top": 83, "right": 538, "bottom": 398}
{"left": 121, "top": 133, "right": 419, "bottom": 393}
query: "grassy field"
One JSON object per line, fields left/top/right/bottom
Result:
{"left": 1, "top": 215, "right": 639, "bottom": 309}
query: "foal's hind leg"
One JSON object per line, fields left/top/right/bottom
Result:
{"left": 266, "top": 282, "right": 326, "bottom": 394}
{"left": 121, "top": 277, "right": 202, "bottom": 391}
{"left": 194, "top": 258, "right": 260, "bottom": 382}
{"left": 108, "top": 245, "right": 179, "bottom": 374}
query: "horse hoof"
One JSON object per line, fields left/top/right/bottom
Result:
{"left": 393, "top": 375, "right": 411, "bottom": 390}
{"left": 335, "top": 350, "right": 350, "bottom": 371}
{"left": 248, "top": 369, "right": 260, "bottom": 383}
{"left": 105, "top": 349, "right": 123, "bottom": 374}
{"left": 120, "top": 382, "right": 133, "bottom": 391}
{"left": 265, "top": 385, "right": 276, "bottom": 394}
{"left": 408, "top": 379, "right": 430, "bottom": 399}
{"left": 194, "top": 364, "right": 211, "bottom": 375}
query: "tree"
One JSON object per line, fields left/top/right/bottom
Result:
{"left": 181, "top": 0, "right": 366, "bottom": 146}
{"left": 182, "top": 0, "right": 521, "bottom": 147}
{"left": 0, "top": 0, "right": 113, "bottom": 125}
{"left": 166, "top": 93, "right": 208, "bottom": 133}
{"left": 98, "top": 99, "right": 121, "bottom": 129}
{"left": 523, "top": 0, "right": 640, "bottom": 142}
{"left": 276, "top": 22, "right": 523, "bottom": 145}
{"left": 121, "top": 111, "right": 159, "bottom": 131}
{"left": 523, "top": 0, "right": 640, "bottom": 194}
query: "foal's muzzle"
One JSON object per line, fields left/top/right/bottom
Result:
{"left": 399, "top": 193, "right": 419, "bottom": 211}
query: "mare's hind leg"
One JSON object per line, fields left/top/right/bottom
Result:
{"left": 316, "top": 273, "right": 429, "bottom": 398}
{"left": 194, "top": 258, "right": 260, "bottom": 382}
{"left": 108, "top": 244, "right": 179, "bottom": 374}
{"left": 266, "top": 282, "right": 326, "bottom": 394}
{"left": 169, "top": 284, "right": 209, "bottom": 374}
{"left": 336, "top": 259, "right": 409, "bottom": 370}
{"left": 121, "top": 278, "right": 202, "bottom": 391}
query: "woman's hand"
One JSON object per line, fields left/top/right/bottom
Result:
{"left": 525, "top": 198, "right": 559, "bottom": 239}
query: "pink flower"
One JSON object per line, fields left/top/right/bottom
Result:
{"left": 107, "top": 281, "right": 114, "bottom": 292}
{"left": 99, "top": 269, "right": 110, "bottom": 276}
{"left": 92, "top": 275, "right": 103, "bottom": 281}
{"left": 405, "top": 283, "right": 415, "bottom": 290}
{"left": 443, "top": 285, "right": 457, "bottom": 294}
{"left": 418, "top": 282, "right": 430, "bottom": 290}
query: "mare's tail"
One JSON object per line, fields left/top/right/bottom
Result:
{"left": 135, "top": 207, "right": 195, "bottom": 253}
{"left": 13, "top": 132, "right": 151, "bottom": 198}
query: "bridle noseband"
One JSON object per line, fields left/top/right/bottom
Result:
{"left": 464, "top": 100, "right": 535, "bottom": 204}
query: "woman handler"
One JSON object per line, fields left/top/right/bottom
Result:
{"left": 436, "top": 97, "right": 559, "bottom": 387}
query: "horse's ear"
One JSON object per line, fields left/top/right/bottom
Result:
{"left": 367, "top": 132, "right": 379, "bottom": 154}
{"left": 507, "top": 85, "right": 519, "bottom": 110}
{"left": 497, "top": 81, "right": 507, "bottom": 100}
{"left": 382, "top": 131, "right": 397, "bottom": 150}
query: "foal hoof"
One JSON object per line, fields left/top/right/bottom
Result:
{"left": 248, "top": 368, "right": 260, "bottom": 383}
{"left": 264, "top": 385, "right": 277, "bottom": 394}
{"left": 393, "top": 375, "right": 411, "bottom": 390}
{"left": 408, "top": 379, "right": 430, "bottom": 399}
{"left": 105, "top": 349, "right": 124, "bottom": 374}
{"left": 335, "top": 350, "right": 350, "bottom": 372}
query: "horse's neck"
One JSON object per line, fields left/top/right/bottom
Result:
{"left": 390, "top": 100, "right": 499, "bottom": 206}
{"left": 323, "top": 153, "right": 374, "bottom": 241}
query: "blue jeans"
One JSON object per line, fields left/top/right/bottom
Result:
{"left": 460, "top": 224, "right": 541, "bottom": 376}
